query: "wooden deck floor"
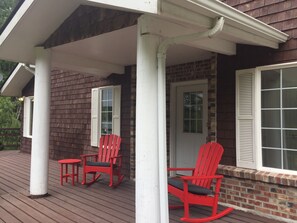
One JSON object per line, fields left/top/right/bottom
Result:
{"left": 0, "top": 150, "right": 285, "bottom": 223}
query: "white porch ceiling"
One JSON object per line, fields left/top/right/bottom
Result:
{"left": 51, "top": 25, "right": 212, "bottom": 73}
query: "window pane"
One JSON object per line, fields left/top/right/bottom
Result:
{"left": 102, "top": 101, "right": 108, "bottom": 111}
{"left": 102, "top": 89, "right": 108, "bottom": 100}
{"left": 197, "top": 120, "right": 202, "bottom": 133}
{"left": 262, "top": 148, "right": 281, "bottom": 168}
{"left": 283, "top": 130, "right": 297, "bottom": 149}
{"left": 261, "top": 110, "right": 280, "bottom": 128}
{"left": 191, "top": 105, "right": 197, "bottom": 119}
{"left": 102, "top": 112, "right": 108, "bottom": 122}
{"left": 183, "top": 91, "right": 203, "bottom": 133}
{"left": 108, "top": 101, "right": 112, "bottom": 111}
{"left": 262, "top": 129, "right": 281, "bottom": 148}
{"left": 283, "top": 110, "right": 297, "bottom": 128}
{"left": 283, "top": 89, "right": 297, "bottom": 108}
{"left": 283, "top": 67, "right": 297, "bottom": 88}
{"left": 261, "top": 90, "right": 280, "bottom": 108}
{"left": 283, "top": 150, "right": 297, "bottom": 171}
{"left": 184, "top": 120, "right": 190, "bottom": 132}
{"left": 261, "top": 70, "right": 280, "bottom": 89}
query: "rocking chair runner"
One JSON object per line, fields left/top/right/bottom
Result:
{"left": 168, "top": 142, "right": 233, "bottom": 222}
{"left": 81, "top": 134, "right": 124, "bottom": 187}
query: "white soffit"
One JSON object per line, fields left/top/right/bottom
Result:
{"left": 1, "top": 64, "right": 34, "bottom": 97}
{"left": 161, "top": 0, "right": 288, "bottom": 49}
{"left": 0, "top": 0, "right": 81, "bottom": 64}
{"left": 85, "top": 0, "right": 159, "bottom": 13}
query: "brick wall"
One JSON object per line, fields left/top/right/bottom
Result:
{"left": 218, "top": 165, "right": 297, "bottom": 221}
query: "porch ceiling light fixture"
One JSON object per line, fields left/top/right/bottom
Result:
{"left": 157, "top": 17, "right": 224, "bottom": 223}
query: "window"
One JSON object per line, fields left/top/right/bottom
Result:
{"left": 183, "top": 92, "right": 203, "bottom": 133}
{"left": 236, "top": 63, "right": 297, "bottom": 174}
{"left": 91, "top": 86, "right": 121, "bottom": 146}
{"left": 23, "top": 96, "right": 34, "bottom": 137}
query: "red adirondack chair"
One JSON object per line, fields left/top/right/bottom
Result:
{"left": 81, "top": 134, "right": 124, "bottom": 187}
{"left": 168, "top": 142, "right": 233, "bottom": 222}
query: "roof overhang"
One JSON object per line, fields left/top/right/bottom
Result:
{"left": 0, "top": 0, "right": 289, "bottom": 77}
{"left": 1, "top": 63, "right": 34, "bottom": 96}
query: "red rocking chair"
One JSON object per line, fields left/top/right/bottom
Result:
{"left": 168, "top": 142, "right": 233, "bottom": 222}
{"left": 81, "top": 134, "right": 124, "bottom": 187}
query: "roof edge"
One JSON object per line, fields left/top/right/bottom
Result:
{"left": 189, "top": 0, "right": 288, "bottom": 42}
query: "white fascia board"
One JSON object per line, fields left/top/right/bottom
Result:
{"left": 171, "top": 0, "right": 288, "bottom": 43}
{"left": 0, "top": 0, "right": 34, "bottom": 46}
{"left": 52, "top": 51, "right": 125, "bottom": 76}
{"left": 84, "top": 0, "right": 160, "bottom": 13}
{"left": 162, "top": 0, "right": 288, "bottom": 49}
{"left": 1, "top": 64, "right": 34, "bottom": 97}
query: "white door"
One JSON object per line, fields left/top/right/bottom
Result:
{"left": 175, "top": 83, "right": 208, "bottom": 174}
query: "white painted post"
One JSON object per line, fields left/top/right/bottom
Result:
{"left": 30, "top": 47, "right": 52, "bottom": 196}
{"left": 135, "top": 15, "right": 161, "bottom": 222}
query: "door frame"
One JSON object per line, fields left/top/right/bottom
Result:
{"left": 169, "top": 79, "right": 208, "bottom": 172}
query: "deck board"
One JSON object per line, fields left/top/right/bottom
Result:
{"left": 0, "top": 151, "right": 286, "bottom": 223}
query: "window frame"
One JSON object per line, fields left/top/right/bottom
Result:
{"left": 256, "top": 62, "right": 297, "bottom": 175}
{"left": 23, "top": 96, "right": 34, "bottom": 138}
{"left": 236, "top": 62, "right": 297, "bottom": 175}
{"left": 91, "top": 85, "right": 121, "bottom": 147}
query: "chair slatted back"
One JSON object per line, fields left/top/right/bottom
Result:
{"left": 98, "top": 134, "right": 121, "bottom": 164}
{"left": 192, "top": 142, "right": 224, "bottom": 189}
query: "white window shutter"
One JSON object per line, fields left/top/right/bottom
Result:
{"left": 236, "top": 69, "right": 257, "bottom": 169}
{"left": 91, "top": 88, "right": 100, "bottom": 146}
{"left": 112, "top": 86, "right": 121, "bottom": 136}
{"left": 23, "top": 97, "right": 30, "bottom": 137}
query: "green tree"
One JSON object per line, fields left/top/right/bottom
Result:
{"left": 0, "top": 97, "right": 20, "bottom": 128}
{"left": 0, "top": 0, "right": 20, "bottom": 28}
{"left": 0, "top": 0, "right": 21, "bottom": 130}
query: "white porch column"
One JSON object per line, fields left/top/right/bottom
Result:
{"left": 30, "top": 47, "right": 52, "bottom": 196}
{"left": 136, "top": 15, "right": 161, "bottom": 222}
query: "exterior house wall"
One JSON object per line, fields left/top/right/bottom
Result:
{"left": 217, "top": 1, "right": 297, "bottom": 220}
{"left": 17, "top": 1, "right": 297, "bottom": 220}
{"left": 20, "top": 69, "right": 133, "bottom": 177}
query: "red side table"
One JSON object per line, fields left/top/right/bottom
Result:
{"left": 58, "top": 159, "right": 81, "bottom": 186}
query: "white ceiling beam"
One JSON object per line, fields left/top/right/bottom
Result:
{"left": 84, "top": 0, "right": 159, "bottom": 13}
{"left": 52, "top": 51, "right": 125, "bottom": 76}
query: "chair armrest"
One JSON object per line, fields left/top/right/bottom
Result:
{"left": 167, "top": 167, "right": 195, "bottom": 172}
{"left": 81, "top": 154, "right": 98, "bottom": 166}
{"left": 181, "top": 175, "right": 224, "bottom": 194}
{"left": 80, "top": 154, "right": 98, "bottom": 158}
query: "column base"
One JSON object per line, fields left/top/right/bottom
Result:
{"left": 29, "top": 193, "right": 50, "bottom": 199}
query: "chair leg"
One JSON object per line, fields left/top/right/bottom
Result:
{"left": 81, "top": 171, "right": 87, "bottom": 185}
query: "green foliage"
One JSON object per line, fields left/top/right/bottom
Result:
{"left": 0, "top": 0, "right": 21, "bottom": 131}
{"left": 0, "top": 0, "right": 20, "bottom": 28}
{"left": 0, "top": 97, "right": 21, "bottom": 128}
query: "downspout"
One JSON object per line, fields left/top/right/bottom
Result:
{"left": 157, "top": 17, "right": 224, "bottom": 223}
